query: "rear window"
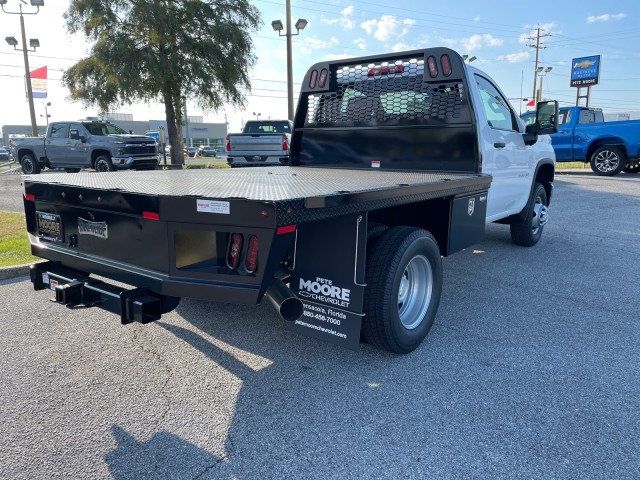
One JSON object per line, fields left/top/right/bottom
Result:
{"left": 244, "top": 122, "right": 291, "bottom": 134}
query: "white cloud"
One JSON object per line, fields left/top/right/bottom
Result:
{"left": 461, "top": 34, "right": 503, "bottom": 51}
{"left": 392, "top": 42, "right": 410, "bottom": 52}
{"left": 299, "top": 36, "right": 339, "bottom": 55}
{"left": 361, "top": 15, "right": 415, "bottom": 42}
{"left": 353, "top": 38, "right": 367, "bottom": 50}
{"left": 320, "top": 5, "right": 355, "bottom": 30}
{"left": 497, "top": 52, "right": 530, "bottom": 63}
{"left": 586, "top": 13, "right": 626, "bottom": 23}
{"left": 519, "top": 23, "right": 557, "bottom": 44}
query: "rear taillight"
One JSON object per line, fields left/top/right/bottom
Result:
{"left": 245, "top": 235, "right": 259, "bottom": 273}
{"left": 427, "top": 56, "right": 438, "bottom": 78}
{"left": 24, "top": 193, "right": 35, "bottom": 202}
{"left": 227, "top": 233, "right": 243, "bottom": 269}
{"left": 309, "top": 69, "right": 318, "bottom": 89}
{"left": 441, "top": 54, "right": 452, "bottom": 76}
{"left": 318, "top": 68, "right": 328, "bottom": 88}
{"left": 225, "top": 135, "right": 230, "bottom": 152}
{"left": 282, "top": 134, "right": 289, "bottom": 152}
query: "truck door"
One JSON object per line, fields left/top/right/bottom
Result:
{"left": 474, "top": 74, "right": 531, "bottom": 220}
{"left": 46, "top": 123, "right": 84, "bottom": 167}
{"left": 553, "top": 109, "right": 575, "bottom": 161}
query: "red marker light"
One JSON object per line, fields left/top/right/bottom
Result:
{"left": 24, "top": 193, "right": 35, "bottom": 202}
{"left": 318, "top": 68, "right": 328, "bottom": 88}
{"left": 143, "top": 211, "right": 159, "bottom": 220}
{"left": 427, "top": 56, "right": 438, "bottom": 78}
{"left": 277, "top": 225, "right": 296, "bottom": 235}
{"left": 309, "top": 69, "right": 318, "bottom": 89}
{"left": 441, "top": 55, "right": 452, "bottom": 76}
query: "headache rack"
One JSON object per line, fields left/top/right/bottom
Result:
{"left": 290, "top": 47, "right": 480, "bottom": 173}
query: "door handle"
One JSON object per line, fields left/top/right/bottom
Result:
{"left": 559, "top": 130, "right": 568, "bottom": 134}
{"left": 494, "top": 143, "right": 506, "bottom": 148}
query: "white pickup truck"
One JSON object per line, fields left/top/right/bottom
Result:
{"left": 23, "top": 48, "right": 558, "bottom": 354}
{"left": 225, "top": 119, "right": 292, "bottom": 167}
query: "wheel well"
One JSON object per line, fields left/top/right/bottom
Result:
{"left": 535, "top": 162, "right": 555, "bottom": 202}
{"left": 585, "top": 140, "right": 627, "bottom": 162}
{"left": 91, "top": 150, "right": 111, "bottom": 167}
{"left": 17, "top": 148, "right": 41, "bottom": 164}
{"left": 368, "top": 197, "right": 452, "bottom": 256}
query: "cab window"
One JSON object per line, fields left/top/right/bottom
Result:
{"left": 475, "top": 75, "right": 517, "bottom": 131}
{"left": 50, "top": 123, "right": 69, "bottom": 139}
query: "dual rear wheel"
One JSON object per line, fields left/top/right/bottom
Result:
{"left": 363, "top": 226, "right": 443, "bottom": 354}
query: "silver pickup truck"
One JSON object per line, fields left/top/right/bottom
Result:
{"left": 11, "top": 120, "right": 159, "bottom": 174}
{"left": 226, "top": 120, "right": 292, "bottom": 167}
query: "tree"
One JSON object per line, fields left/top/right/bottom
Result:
{"left": 62, "top": 0, "right": 261, "bottom": 165}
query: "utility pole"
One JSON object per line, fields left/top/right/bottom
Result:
{"left": 527, "top": 26, "right": 551, "bottom": 107}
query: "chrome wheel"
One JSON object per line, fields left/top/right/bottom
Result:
{"left": 593, "top": 149, "right": 620, "bottom": 173}
{"left": 531, "top": 193, "right": 549, "bottom": 235}
{"left": 398, "top": 254, "right": 433, "bottom": 330}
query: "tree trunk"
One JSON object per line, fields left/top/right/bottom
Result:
{"left": 164, "top": 93, "right": 184, "bottom": 166}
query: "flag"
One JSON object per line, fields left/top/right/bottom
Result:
{"left": 526, "top": 99, "right": 535, "bottom": 111}
{"left": 29, "top": 66, "right": 47, "bottom": 99}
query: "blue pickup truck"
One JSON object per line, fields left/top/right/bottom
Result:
{"left": 521, "top": 106, "right": 640, "bottom": 176}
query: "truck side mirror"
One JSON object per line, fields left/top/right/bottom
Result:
{"left": 525, "top": 100, "right": 559, "bottom": 135}
{"left": 70, "top": 129, "right": 86, "bottom": 143}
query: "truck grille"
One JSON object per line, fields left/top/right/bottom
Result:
{"left": 124, "top": 144, "right": 156, "bottom": 155}
{"left": 305, "top": 55, "right": 466, "bottom": 127}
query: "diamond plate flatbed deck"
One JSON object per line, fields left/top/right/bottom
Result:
{"left": 24, "top": 167, "right": 491, "bottom": 225}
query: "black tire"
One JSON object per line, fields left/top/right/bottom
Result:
{"left": 363, "top": 226, "right": 443, "bottom": 354}
{"left": 20, "top": 153, "right": 40, "bottom": 174}
{"left": 590, "top": 146, "right": 627, "bottom": 176}
{"left": 64, "top": 168, "right": 81, "bottom": 173}
{"left": 510, "top": 182, "right": 548, "bottom": 247}
{"left": 367, "top": 222, "right": 389, "bottom": 242}
{"left": 95, "top": 155, "right": 115, "bottom": 172}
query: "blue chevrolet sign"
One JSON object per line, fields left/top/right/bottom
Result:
{"left": 570, "top": 55, "right": 601, "bottom": 87}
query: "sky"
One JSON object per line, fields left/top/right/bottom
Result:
{"left": 1, "top": 0, "right": 639, "bottom": 133}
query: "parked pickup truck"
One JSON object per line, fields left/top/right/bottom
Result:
{"left": 226, "top": 119, "right": 292, "bottom": 167}
{"left": 521, "top": 106, "right": 640, "bottom": 176}
{"left": 11, "top": 120, "right": 159, "bottom": 174}
{"left": 22, "top": 48, "right": 557, "bottom": 354}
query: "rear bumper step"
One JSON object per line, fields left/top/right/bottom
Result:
{"left": 30, "top": 261, "right": 177, "bottom": 324}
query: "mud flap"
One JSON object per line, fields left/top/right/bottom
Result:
{"left": 286, "top": 214, "right": 367, "bottom": 350}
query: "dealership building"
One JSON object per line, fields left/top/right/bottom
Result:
{"left": 1, "top": 113, "right": 227, "bottom": 151}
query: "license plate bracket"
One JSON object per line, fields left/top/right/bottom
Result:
{"left": 36, "top": 211, "right": 64, "bottom": 242}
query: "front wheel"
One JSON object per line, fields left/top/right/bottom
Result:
{"left": 95, "top": 155, "right": 115, "bottom": 172}
{"left": 510, "top": 182, "right": 549, "bottom": 247}
{"left": 363, "top": 227, "right": 443, "bottom": 354}
{"left": 590, "top": 146, "right": 627, "bottom": 176}
{"left": 20, "top": 153, "right": 41, "bottom": 174}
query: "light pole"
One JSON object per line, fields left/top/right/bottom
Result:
{"left": 536, "top": 67, "right": 552, "bottom": 102}
{"left": 252, "top": 112, "right": 261, "bottom": 121}
{"left": 1, "top": 0, "right": 44, "bottom": 137}
{"left": 272, "top": 2, "right": 307, "bottom": 121}
{"left": 40, "top": 101, "right": 50, "bottom": 126}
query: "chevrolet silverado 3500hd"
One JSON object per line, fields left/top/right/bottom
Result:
{"left": 22, "top": 48, "right": 557, "bottom": 354}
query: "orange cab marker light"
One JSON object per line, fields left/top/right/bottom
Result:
{"left": 277, "top": 225, "right": 296, "bottom": 235}
{"left": 25, "top": 193, "right": 35, "bottom": 202}
{"left": 143, "top": 211, "right": 159, "bottom": 220}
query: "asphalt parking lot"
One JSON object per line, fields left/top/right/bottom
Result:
{"left": 1, "top": 171, "right": 639, "bottom": 479}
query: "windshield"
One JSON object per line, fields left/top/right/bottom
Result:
{"left": 82, "top": 122, "right": 128, "bottom": 136}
